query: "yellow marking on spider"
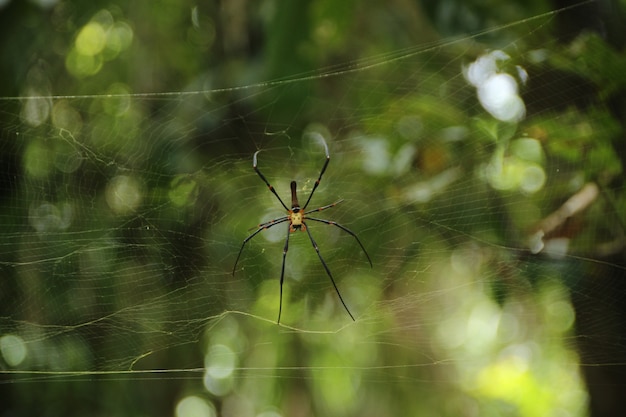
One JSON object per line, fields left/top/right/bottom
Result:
{"left": 290, "top": 210, "right": 304, "bottom": 229}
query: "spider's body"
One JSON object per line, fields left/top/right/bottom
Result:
{"left": 288, "top": 181, "right": 304, "bottom": 231}
{"left": 232, "top": 139, "right": 372, "bottom": 324}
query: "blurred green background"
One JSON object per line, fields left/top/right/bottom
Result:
{"left": 1, "top": 0, "right": 626, "bottom": 416}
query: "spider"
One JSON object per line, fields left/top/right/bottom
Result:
{"left": 232, "top": 139, "right": 372, "bottom": 324}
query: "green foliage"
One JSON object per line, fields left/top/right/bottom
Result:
{"left": 1, "top": 1, "right": 625, "bottom": 416}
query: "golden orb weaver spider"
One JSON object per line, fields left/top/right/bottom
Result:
{"left": 232, "top": 138, "right": 372, "bottom": 324}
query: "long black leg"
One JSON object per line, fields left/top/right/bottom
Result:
{"left": 253, "top": 150, "right": 289, "bottom": 211}
{"left": 232, "top": 217, "right": 290, "bottom": 275}
{"left": 304, "top": 223, "right": 355, "bottom": 321}
{"left": 302, "top": 139, "right": 330, "bottom": 210}
{"left": 256, "top": 215, "right": 290, "bottom": 230}
{"left": 304, "top": 199, "right": 344, "bottom": 215}
{"left": 306, "top": 217, "right": 372, "bottom": 267}
{"left": 278, "top": 225, "right": 291, "bottom": 324}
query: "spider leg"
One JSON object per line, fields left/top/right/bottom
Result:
{"left": 304, "top": 199, "right": 344, "bottom": 215}
{"left": 232, "top": 217, "right": 290, "bottom": 275}
{"left": 256, "top": 215, "right": 290, "bottom": 230}
{"left": 306, "top": 217, "right": 372, "bottom": 267}
{"left": 304, "top": 223, "right": 355, "bottom": 321}
{"left": 254, "top": 151, "right": 289, "bottom": 211}
{"left": 302, "top": 138, "right": 330, "bottom": 210}
{"left": 278, "top": 224, "right": 291, "bottom": 325}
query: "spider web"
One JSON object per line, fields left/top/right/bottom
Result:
{"left": 1, "top": 1, "right": 624, "bottom": 416}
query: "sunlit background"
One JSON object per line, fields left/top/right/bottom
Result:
{"left": 1, "top": 0, "right": 625, "bottom": 416}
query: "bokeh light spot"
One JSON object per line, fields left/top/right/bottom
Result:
{"left": 76, "top": 22, "right": 107, "bottom": 56}
{"left": 176, "top": 396, "right": 216, "bottom": 417}
{"left": 20, "top": 93, "right": 51, "bottom": 127}
{"left": 0, "top": 334, "right": 27, "bottom": 367}
{"left": 203, "top": 344, "right": 237, "bottom": 396}
{"left": 23, "top": 140, "right": 53, "bottom": 179}
{"left": 105, "top": 175, "right": 144, "bottom": 215}
{"left": 520, "top": 164, "right": 546, "bottom": 194}
{"left": 52, "top": 101, "right": 83, "bottom": 134}
{"left": 66, "top": 48, "right": 103, "bottom": 78}
{"left": 106, "top": 21, "right": 134, "bottom": 56}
